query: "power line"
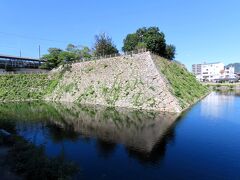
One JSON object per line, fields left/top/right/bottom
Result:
{"left": 0, "top": 31, "right": 80, "bottom": 45}
{"left": 0, "top": 31, "right": 87, "bottom": 57}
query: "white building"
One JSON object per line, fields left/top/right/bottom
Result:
{"left": 221, "top": 66, "right": 235, "bottom": 79}
{"left": 192, "top": 62, "right": 236, "bottom": 82}
{"left": 192, "top": 64, "right": 202, "bottom": 75}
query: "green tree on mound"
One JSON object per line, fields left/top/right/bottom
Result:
{"left": 66, "top": 44, "right": 92, "bottom": 59}
{"left": 122, "top": 26, "right": 176, "bottom": 60}
{"left": 41, "top": 45, "right": 92, "bottom": 69}
{"left": 41, "top": 48, "right": 63, "bottom": 69}
{"left": 93, "top": 33, "right": 119, "bottom": 56}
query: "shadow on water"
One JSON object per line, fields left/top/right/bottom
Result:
{"left": 0, "top": 101, "right": 182, "bottom": 174}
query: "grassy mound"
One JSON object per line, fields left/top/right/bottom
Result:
{"left": 0, "top": 74, "right": 59, "bottom": 101}
{"left": 153, "top": 55, "right": 209, "bottom": 108}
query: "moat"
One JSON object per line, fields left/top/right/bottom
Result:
{"left": 0, "top": 91, "right": 240, "bottom": 179}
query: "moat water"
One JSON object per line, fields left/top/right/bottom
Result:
{"left": 0, "top": 91, "right": 240, "bottom": 179}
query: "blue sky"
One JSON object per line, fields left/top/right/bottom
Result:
{"left": 0, "top": 0, "right": 240, "bottom": 69}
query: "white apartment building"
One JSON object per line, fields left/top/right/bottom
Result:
{"left": 222, "top": 66, "right": 235, "bottom": 79}
{"left": 192, "top": 64, "right": 202, "bottom": 75}
{"left": 192, "top": 62, "right": 236, "bottom": 82}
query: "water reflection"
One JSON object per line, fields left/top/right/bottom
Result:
{"left": 0, "top": 102, "right": 180, "bottom": 166}
{"left": 126, "top": 123, "right": 177, "bottom": 164}
{"left": 201, "top": 91, "right": 240, "bottom": 120}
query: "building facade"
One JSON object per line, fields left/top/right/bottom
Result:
{"left": 192, "top": 64, "right": 202, "bottom": 75}
{"left": 192, "top": 62, "right": 237, "bottom": 82}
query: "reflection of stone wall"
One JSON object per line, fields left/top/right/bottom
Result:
{"left": 50, "top": 103, "right": 179, "bottom": 153}
{"left": 47, "top": 52, "right": 182, "bottom": 112}
{"left": 0, "top": 102, "right": 179, "bottom": 153}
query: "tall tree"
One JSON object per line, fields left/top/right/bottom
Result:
{"left": 122, "top": 33, "right": 139, "bottom": 52}
{"left": 122, "top": 26, "right": 176, "bottom": 60}
{"left": 93, "top": 33, "right": 118, "bottom": 56}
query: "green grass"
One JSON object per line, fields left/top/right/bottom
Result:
{"left": 0, "top": 74, "right": 60, "bottom": 101}
{"left": 153, "top": 56, "right": 209, "bottom": 108}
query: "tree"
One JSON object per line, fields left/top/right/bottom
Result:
{"left": 79, "top": 46, "right": 92, "bottom": 59}
{"left": 41, "top": 48, "right": 63, "bottom": 69}
{"left": 122, "top": 33, "right": 139, "bottom": 52}
{"left": 41, "top": 44, "right": 92, "bottom": 69}
{"left": 93, "top": 33, "right": 118, "bottom": 56}
{"left": 59, "top": 51, "right": 78, "bottom": 62}
{"left": 165, "top": 45, "right": 176, "bottom": 60}
{"left": 136, "top": 42, "right": 147, "bottom": 50}
{"left": 66, "top": 44, "right": 92, "bottom": 59}
{"left": 122, "top": 26, "right": 176, "bottom": 60}
{"left": 66, "top": 44, "right": 78, "bottom": 53}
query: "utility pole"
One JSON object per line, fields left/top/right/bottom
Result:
{"left": 38, "top": 45, "right": 41, "bottom": 67}
{"left": 20, "top": 50, "right": 22, "bottom": 57}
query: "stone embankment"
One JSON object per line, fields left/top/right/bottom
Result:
{"left": 46, "top": 52, "right": 208, "bottom": 112}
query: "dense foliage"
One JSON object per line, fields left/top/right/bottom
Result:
{"left": 93, "top": 33, "right": 119, "bottom": 56}
{"left": 41, "top": 33, "right": 118, "bottom": 70}
{"left": 41, "top": 27, "right": 176, "bottom": 69}
{"left": 122, "top": 27, "right": 176, "bottom": 60}
{"left": 41, "top": 45, "right": 92, "bottom": 69}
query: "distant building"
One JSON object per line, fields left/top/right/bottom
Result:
{"left": 192, "top": 64, "right": 202, "bottom": 75}
{"left": 192, "top": 62, "right": 237, "bottom": 82}
{"left": 221, "top": 66, "right": 235, "bottom": 79}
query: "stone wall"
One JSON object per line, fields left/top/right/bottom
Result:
{"left": 47, "top": 52, "right": 182, "bottom": 112}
